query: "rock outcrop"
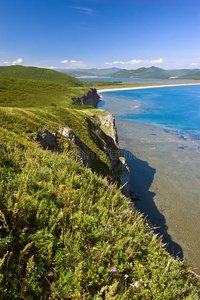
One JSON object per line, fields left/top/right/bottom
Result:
{"left": 95, "top": 112, "right": 130, "bottom": 196}
{"left": 35, "top": 88, "right": 129, "bottom": 196}
{"left": 72, "top": 88, "right": 100, "bottom": 107}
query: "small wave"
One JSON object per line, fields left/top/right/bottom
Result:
{"left": 131, "top": 105, "right": 139, "bottom": 110}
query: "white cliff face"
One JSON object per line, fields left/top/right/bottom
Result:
{"left": 96, "top": 111, "right": 130, "bottom": 196}
{"left": 96, "top": 112, "right": 118, "bottom": 145}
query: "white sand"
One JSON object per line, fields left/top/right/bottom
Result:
{"left": 97, "top": 83, "right": 200, "bottom": 93}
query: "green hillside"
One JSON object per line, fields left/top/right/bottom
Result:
{"left": 0, "top": 65, "right": 82, "bottom": 86}
{"left": 0, "top": 77, "right": 199, "bottom": 299}
{"left": 110, "top": 66, "right": 200, "bottom": 80}
{"left": 112, "top": 67, "right": 172, "bottom": 79}
{"left": 0, "top": 76, "right": 88, "bottom": 108}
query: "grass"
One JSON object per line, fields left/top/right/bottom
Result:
{"left": 0, "top": 65, "right": 82, "bottom": 86}
{"left": 0, "top": 76, "right": 88, "bottom": 108}
{"left": 0, "top": 76, "right": 200, "bottom": 299}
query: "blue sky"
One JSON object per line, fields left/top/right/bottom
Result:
{"left": 1, "top": 0, "right": 200, "bottom": 69}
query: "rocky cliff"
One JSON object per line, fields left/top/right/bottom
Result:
{"left": 72, "top": 88, "right": 101, "bottom": 107}
{"left": 72, "top": 89, "right": 130, "bottom": 196}
{"left": 36, "top": 88, "right": 130, "bottom": 196}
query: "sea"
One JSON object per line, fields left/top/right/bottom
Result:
{"left": 97, "top": 83, "right": 200, "bottom": 274}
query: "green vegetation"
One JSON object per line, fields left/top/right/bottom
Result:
{"left": 0, "top": 75, "right": 200, "bottom": 299}
{"left": 0, "top": 65, "right": 82, "bottom": 86}
{"left": 112, "top": 67, "right": 171, "bottom": 79}
{"left": 0, "top": 76, "right": 88, "bottom": 108}
{"left": 82, "top": 80, "right": 199, "bottom": 90}
{"left": 112, "top": 66, "right": 200, "bottom": 80}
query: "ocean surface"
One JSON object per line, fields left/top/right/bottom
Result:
{"left": 98, "top": 84, "right": 200, "bottom": 274}
{"left": 98, "top": 85, "right": 200, "bottom": 138}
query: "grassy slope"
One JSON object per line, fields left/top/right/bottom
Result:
{"left": 0, "top": 76, "right": 88, "bottom": 108}
{"left": 0, "top": 77, "right": 200, "bottom": 299}
{"left": 0, "top": 65, "right": 82, "bottom": 86}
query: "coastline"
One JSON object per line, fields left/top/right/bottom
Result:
{"left": 97, "top": 82, "right": 200, "bottom": 93}
{"left": 116, "top": 119, "right": 200, "bottom": 274}
{"left": 96, "top": 84, "right": 200, "bottom": 274}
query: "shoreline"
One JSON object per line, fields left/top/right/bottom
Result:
{"left": 97, "top": 82, "right": 200, "bottom": 93}
{"left": 97, "top": 85, "right": 200, "bottom": 274}
{"left": 115, "top": 119, "right": 200, "bottom": 274}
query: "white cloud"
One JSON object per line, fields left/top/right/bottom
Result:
{"left": 146, "top": 58, "right": 163, "bottom": 64}
{"left": 70, "top": 60, "right": 87, "bottom": 68}
{"left": 12, "top": 58, "right": 23, "bottom": 65}
{"left": 37, "top": 66, "right": 59, "bottom": 69}
{"left": 105, "top": 58, "right": 163, "bottom": 66}
{"left": 61, "top": 59, "right": 68, "bottom": 63}
{"left": 71, "top": 60, "right": 83, "bottom": 63}
{"left": 191, "top": 62, "right": 198, "bottom": 66}
{"left": 72, "top": 6, "right": 94, "bottom": 15}
{"left": 3, "top": 61, "right": 10, "bottom": 65}
{"left": 105, "top": 59, "right": 141, "bottom": 65}
{"left": 47, "top": 66, "right": 59, "bottom": 69}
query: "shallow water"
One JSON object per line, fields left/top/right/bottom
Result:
{"left": 98, "top": 85, "right": 200, "bottom": 274}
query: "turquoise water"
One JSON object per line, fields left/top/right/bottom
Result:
{"left": 98, "top": 84, "right": 200, "bottom": 272}
{"left": 98, "top": 85, "right": 200, "bottom": 139}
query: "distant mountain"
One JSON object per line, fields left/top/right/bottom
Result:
{"left": 171, "top": 69, "right": 200, "bottom": 80}
{"left": 112, "top": 66, "right": 171, "bottom": 79}
{"left": 56, "top": 67, "right": 121, "bottom": 77}
{"left": 0, "top": 65, "right": 82, "bottom": 86}
{"left": 112, "top": 66, "right": 200, "bottom": 80}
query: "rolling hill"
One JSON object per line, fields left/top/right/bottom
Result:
{"left": 0, "top": 65, "right": 82, "bottom": 86}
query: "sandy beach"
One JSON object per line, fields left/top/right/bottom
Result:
{"left": 97, "top": 82, "right": 200, "bottom": 93}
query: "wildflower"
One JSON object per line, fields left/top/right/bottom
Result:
{"left": 124, "top": 274, "right": 129, "bottom": 279}
{"left": 119, "top": 215, "right": 122, "bottom": 219}
{"left": 37, "top": 181, "right": 42, "bottom": 186}
{"left": 135, "top": 281, "right": 139, "bottom": 288}
{"left": 66, "top": 189, "right": 73, "bottom": 196}
{"left": 14, "top": 202, "right": 18, "bottom": 207}
{"left": 15, "top": 194, "right": 20, "bottom": 199}
{"left": 130, "top": 281, "right": 139, "bottom": 288}
{"left": 106, "top": 183, "right": 112, "bottom": 192}
{"left": 26, "top": 195, "right": 31, "bottom": 200}
{"left": 64, "top": 142, "right": 69, "bottom": 149}
{"left": 59, "top": 184, "right": 65, "bottom": 189}
{"left": 86, "top": 239, "right": 91, "bottom": 249}
{"left": 111, "top": 266, "right": 117, "bottom": 273}
{"left": 22, "top": 227, "right": 29, "bottom": 233}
